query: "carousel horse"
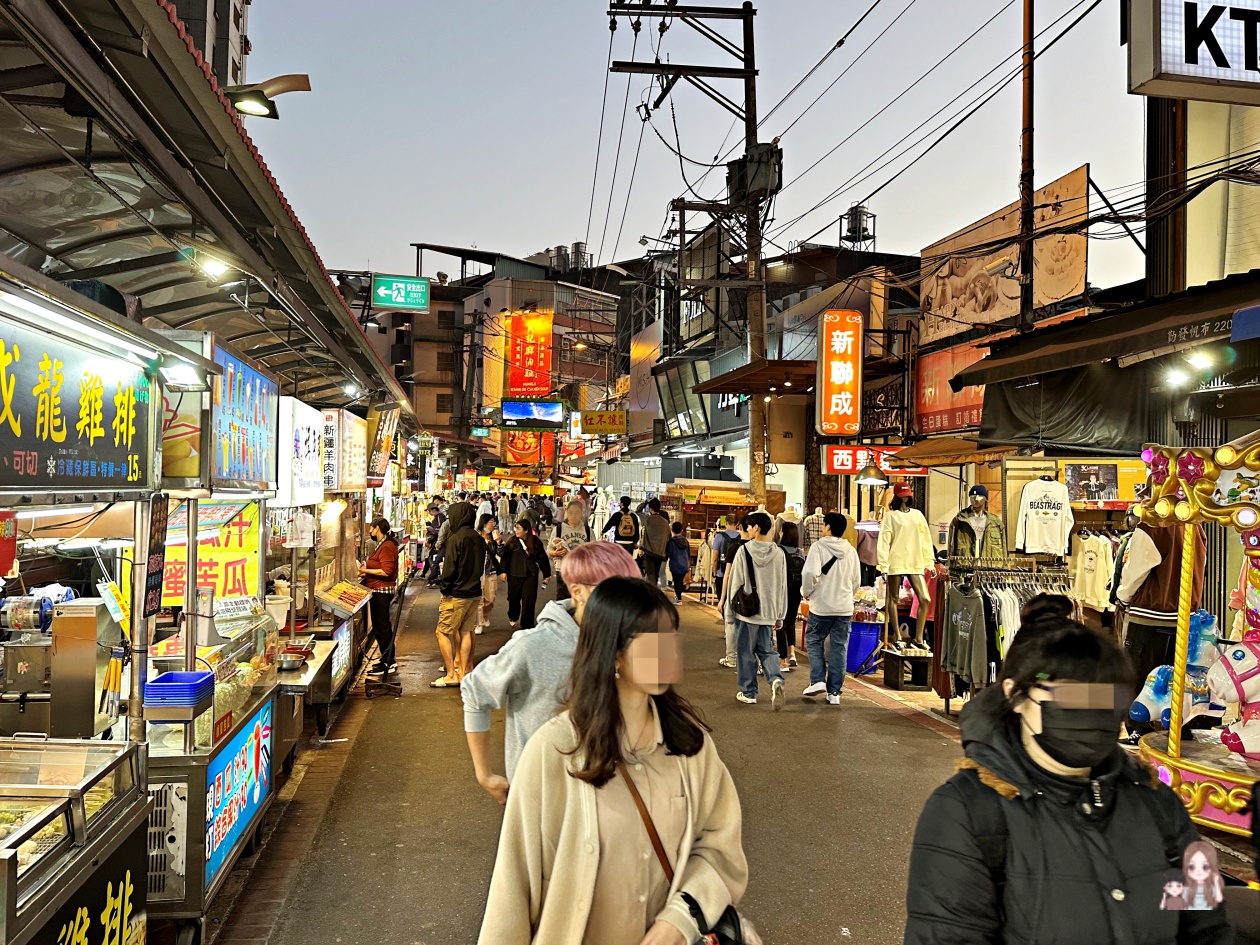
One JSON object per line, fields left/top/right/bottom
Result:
{"left": 1206, "top": 527, "right": 1260, "bottom": 761}
{"left": 1130, "top": 610, "right": 1225, "bottom": 730}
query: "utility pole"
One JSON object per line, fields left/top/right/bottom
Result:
{"left": 1017, "top": 0, "right": 1035, "bottom": 332}
{"left": 609, "top": 1, "right": 773, "bottom": 501}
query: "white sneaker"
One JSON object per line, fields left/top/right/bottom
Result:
{"left": 827, "top": 693, "right": 841, "bottom": 705}
{"left": 736, "top": 692, "right": 757, "bottom": 705}
{"left": 475, "top": 626, "right": 484, "bottom": 635}
{"left": 718, "top": 657, "right": 737, "bottom": 669}
{"left": 771, "top": 679, "right": 785, "bottom": 711}
{"left": 802, "top": 682, "right": 826, "bottom": 697}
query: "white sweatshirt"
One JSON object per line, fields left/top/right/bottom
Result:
{"left": 877, "top": 508, "right": 935, "bottom": 575}
{"left": 1014, "top": 478, "right": 1074, "bottom": 555}
{"left": 800, "top": 537, "right": 861, "bottom": 616}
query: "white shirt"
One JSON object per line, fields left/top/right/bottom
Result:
{"left": 1014, "top": 479, "right": 1074, "bottom": 555}
{"left": 800, "top": 537, "right": 861, "bottom": 616}
{"left": 478, "top": 500, "right": 493, "bottom": 518}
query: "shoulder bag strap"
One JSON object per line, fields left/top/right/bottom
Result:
{"left": 741, "top": 545, "right": 757, "bottom": 594}
{"left": 618, "top": 762, "right": 675, "bottom": 884}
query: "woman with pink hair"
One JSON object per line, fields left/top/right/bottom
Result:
{"left": 461, "top": 542, "right": 641, "bottom": 803}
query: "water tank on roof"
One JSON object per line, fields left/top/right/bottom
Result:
{"left": 572, "top": 241, "right": 588, "bottom": 270}
{"left": 552, "top": 245, "right": 570, "bottom": 271}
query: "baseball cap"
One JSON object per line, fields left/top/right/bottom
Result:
{"left": 893, "top": 482, "right": 914, "bottom": 498}
{"left": 968, "top": 484, "right": 989, "bottom": 498}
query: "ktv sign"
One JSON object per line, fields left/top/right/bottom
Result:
{"left": 1130, "top": 0, "right": 1260, "bottom": 104}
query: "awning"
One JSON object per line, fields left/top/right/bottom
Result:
{"left": 952, "top": 268, "right": 1260, "bottom": 390}
{"left": 693, "top": 358, "right": 816, "bottom": 395}
{"left": 885, "top": 437, "right": 1016, "bottom": 468}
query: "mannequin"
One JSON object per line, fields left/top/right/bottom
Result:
{"left": 877, "top": 483, "right": 935, "bottom": 651}
{"left": 800, "top": 506, "right": 826, "bottom": 552}
{"left": 947, "top": 484, "right": 1006, "bottom": 560}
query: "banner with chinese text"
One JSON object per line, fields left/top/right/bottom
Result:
{"left": 0, "top": 317, "right": 155, "bottom": 491}
{"left": 322, "top": 409, "right": 368, "bottom": 492}
{"left": 579, "top": 410, "right": 627, "bottom": 435}
{"left": 275, "top": 397, "right": 324, "bottom": 507}
{"left": 916, "top": 342, "right": 987, "bottom": 434}
{"left": 816, "top": 310, "right": 863, "bottom": 436}
{"left": 141, "top": 501, "right": 261, "bottom": 608}
{"left": 821, "top": 445, "right": 929, "bottom": 477}
{"left": 506, "top": 312, "right": 554, "bottom": 397}
{"left": 365, "top": 406, "right": 399, "bottom": 488}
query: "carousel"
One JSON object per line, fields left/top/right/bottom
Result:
{"left": 1136, "top": 431, "right": 1260, "bottom": 837}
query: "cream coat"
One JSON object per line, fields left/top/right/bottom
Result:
{"left": 477, "top": 711, "right": 748, "bottom": 945}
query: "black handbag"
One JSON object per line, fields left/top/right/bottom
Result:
{"left": 728, "top": 547, "right": 761, "bottom": 618}
{"left": 619, "top": 763, "right": 750, "bottom": 944}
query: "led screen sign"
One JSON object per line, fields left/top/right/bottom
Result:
{"left": 501, "top": 400, "right": 565, "bottom": 431}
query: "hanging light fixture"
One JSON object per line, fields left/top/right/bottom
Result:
{"left": 855, "top": 464, "right": 889, "bottom": 487}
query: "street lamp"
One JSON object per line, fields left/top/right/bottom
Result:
{"left": 224, "top": 74, "right": 312, "bottom": 119}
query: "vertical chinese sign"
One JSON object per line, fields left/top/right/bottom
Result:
{"left": 506, "top": 312, "right": 554, "bottom": 397}
{"left": 365, "top": 406, "right": 399, "bottom": 488}
{"left": 816, "top": 310, "right": 863, "bottom": 436}
{"left": 142, "top": 493, "right": 169, "bottom": 617}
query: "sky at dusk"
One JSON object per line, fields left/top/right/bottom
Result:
{"left": 245, "top": 0, "right": 1145, "bottom": 289}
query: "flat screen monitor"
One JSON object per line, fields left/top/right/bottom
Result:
{"left": 501, "top": 400, "right": 566, "bottom": 430}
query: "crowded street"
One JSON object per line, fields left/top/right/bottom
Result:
{"left": 210, "top": 580, "right": 963, "bottom": 945}
{"left": 2, "top": 1, "right": 1260, "bottom": 943}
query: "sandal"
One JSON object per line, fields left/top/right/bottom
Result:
{"left": 430, "top": 676, "right": 458, "bottom": 688}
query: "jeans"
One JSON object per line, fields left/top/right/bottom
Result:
{"left": 369, "top": 591, "right": 396, "bottom": 665}
{"left": 806, "top": 613, "right": 852, "bottom": 695}
{"left": 735, "top": 619, "right": 783, "bottom": 699}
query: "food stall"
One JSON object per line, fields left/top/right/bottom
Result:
{"left": 142, "top": 333, "right": 284, "bottom": 943}
{"left": 661, "top": 480, "right": 787, "bottom": 563}
{"left": 0, "top": 260, "right": 223, "bottom": 945}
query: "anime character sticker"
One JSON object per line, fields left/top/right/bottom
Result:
{"left": 1160, "top": 869, "right": 1187, "bottom": 911}
{"left": 1182, "top": 840, "right": 1225, "bottom": 910}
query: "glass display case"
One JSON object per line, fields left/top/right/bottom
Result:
{"left": 0, "top": 738, "right": 148, "bottom": 945}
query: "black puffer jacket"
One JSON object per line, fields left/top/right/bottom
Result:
{"left": 905, "top": 685, "right": 1234, "bottom": 945}
{"left": 438, "top": 502, "right": 486, "bottom": 600}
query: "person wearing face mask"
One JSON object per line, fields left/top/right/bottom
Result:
{"left": 460, "top": 542, "right": 641, "bottom": 803}
{"left": 904, "top": 597, "right": 1233, "bottom": 945}
{"left": 947, "top": 484, "right": 1006, "bottom": 560}
{"left": 478, "top": 577, "right": 750, "bottom": 945}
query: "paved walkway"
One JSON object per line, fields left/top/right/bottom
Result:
{"left": 215, "top": 582, "right": 965, "bottom": 945}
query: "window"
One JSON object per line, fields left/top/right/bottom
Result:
{"left": 435, "top": 394, "right": 455, "bottom": 414}
{"left": 436, "top": 350, "right": 457, "bottom": 373}
{"left": 437, "top": 310, "right": 457, "bottom": 330}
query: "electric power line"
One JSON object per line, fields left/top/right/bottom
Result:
{"left": 584, "top": 26, "right": 617, "bottom": 247}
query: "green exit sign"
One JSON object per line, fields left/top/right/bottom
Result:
{"left": 371, "top": 273, "right": 430, "bottom": 311}
{"left": 471, "top": 426, "right": 491, "bottom": 437}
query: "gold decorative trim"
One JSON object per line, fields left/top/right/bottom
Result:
{"left": 1140, "top": 737, "right": 1255, "bottom": 836}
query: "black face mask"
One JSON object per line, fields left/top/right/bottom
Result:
{"left": 1030, "top": 704, "right": 1124, "bottom": 770}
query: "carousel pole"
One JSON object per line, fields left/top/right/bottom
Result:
{"left": 1166, "top": 521, "right": 1198, "bottom": 758}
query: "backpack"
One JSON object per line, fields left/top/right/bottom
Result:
{"left": 508, "top": 498, "right": 518, "bottom": 514}
{"left": 784, "top": 549, "right": 805, "bottom": 595}
{"left": 617, "top": 511, "right": 638, "bottom": 540}
{"left": 722, "top": 536, "right": 745, "bottom": 572}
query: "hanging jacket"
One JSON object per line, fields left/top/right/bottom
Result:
{"left": 877, "top": 508, "right": 935, "bottom": 575}
{"left": 947, "top": 509, "right": 1006, "bottom": 560}
{"left": 904, "top": 685, "right": 1233, "bottom": 945}
{"left": 1118, "top": 523, "right": 1206, "bottom": 624}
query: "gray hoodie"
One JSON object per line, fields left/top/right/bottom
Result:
{"left": 722, "top": 539, "right": 788, "bottom": 626}
{"left": 460, "top": 599, "right": 579, "bottom": 780}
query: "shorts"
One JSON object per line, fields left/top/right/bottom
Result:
{"left": 436, "top": 596, "right": 479, "bottom": 637}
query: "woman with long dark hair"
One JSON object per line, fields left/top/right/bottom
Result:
{"left": 905, "top": 597, "right": 1233, "bottom": 945}
{"left": 776, "top": 521, "right": 804, "bottom": 672}
{"left": 497, "top": 518, "right": 552, "bottom": 630}
{"left": 479, "top": 578, "right": 749, "bottom": 945}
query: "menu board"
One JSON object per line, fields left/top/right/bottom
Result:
{"left": 0, "top": 317, "right": 155, "bottom": 491}
{"left": 275, "top": 397, "right": 324, "bottom": 507}
{"left": 322, "top": 409, "right": 368, "bottom": 492}
{"left": 210, "top": 345, "right": 278, "bottom": 489}
{"left": 366, "top": 406, "right": 399, "bottom": 488}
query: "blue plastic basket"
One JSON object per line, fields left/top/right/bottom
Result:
{"left": 846, "top": 622, "right": 882, "bottom": 675}
{"left": 144, "top": 671, "right": 215, "bottom": 706}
